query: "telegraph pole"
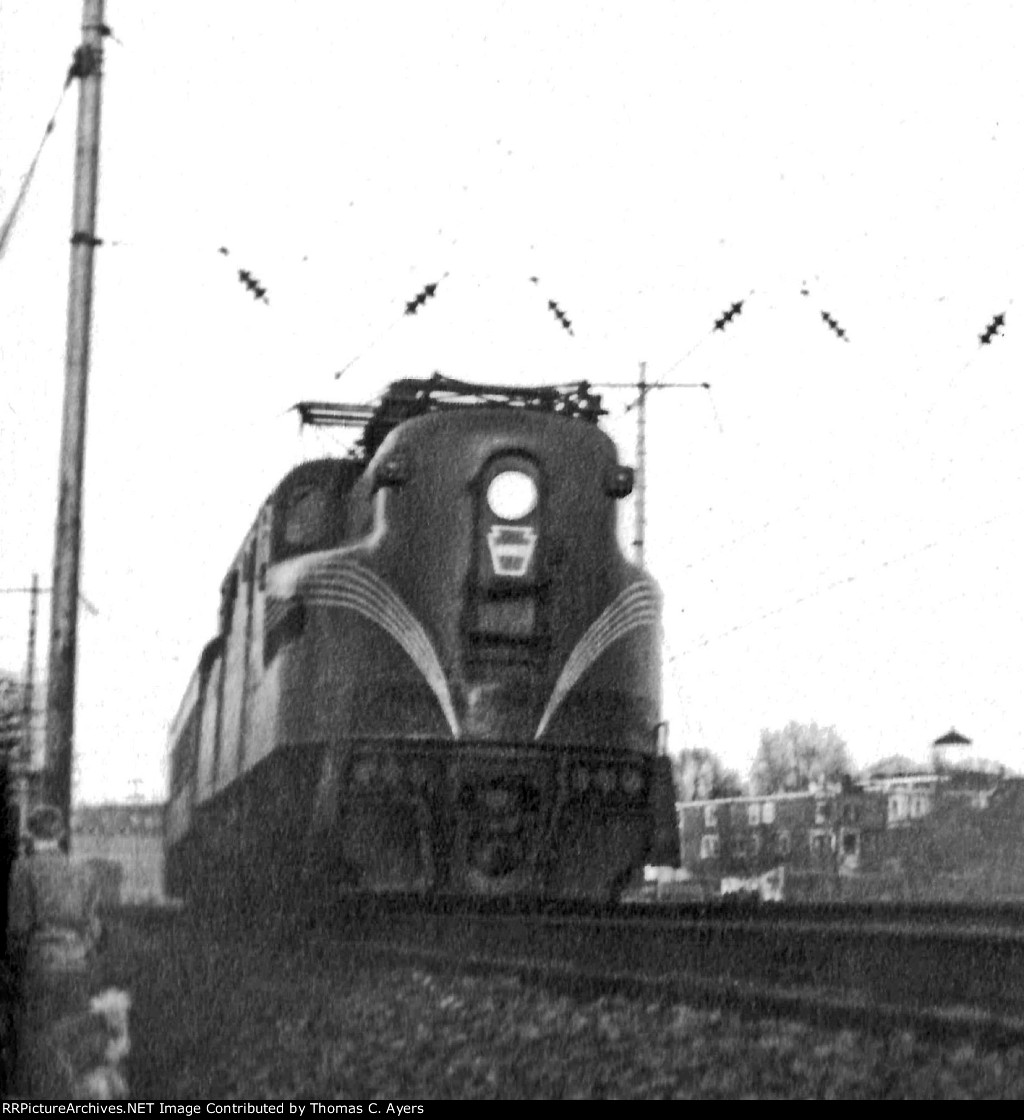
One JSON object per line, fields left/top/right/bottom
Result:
{"left": 596, "top": 365, "right": 710, "bottom": 570}
{"left": 44, "top": 0, "right": 106, "bottom": 849}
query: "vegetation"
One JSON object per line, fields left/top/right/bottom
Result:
{"left": 672, "top": 749, "right": 745, "bottom": 801}
{"left": 750, "top": 721, "right": 852, "bottom": 795}
{"left": 0, "top": 673, "right": 25, "bottom": 755}
{"left": 91, "top": 910, "right": 1024, "bottom": 1097}
{"left": 863, "top": 754, "right": 927, "bottom": 778}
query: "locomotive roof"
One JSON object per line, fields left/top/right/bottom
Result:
{"left": 296, "top": 374, "right": 605, "bottom": 460}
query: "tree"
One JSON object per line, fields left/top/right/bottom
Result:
{"left": 673, "top": 748, "right": 746, "bottom": 801}
{"left": 863, "top": 754, "right": 927, "bottom": 779}
{"left": 750, "top": 721, "right": 852, "bottom": 795}
{"left": 0, "top": 673, "right": 25, "bottom": 756}
{"left": 934, "top": 754, "right": 1009, "bottom": 778}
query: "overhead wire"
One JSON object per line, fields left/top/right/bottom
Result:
{"left": 670, "top": 418, "right": 1024, "bottom": 598}
{"left": 19, "top": 111, "right": 1019, "bottom": 638}
{"left": 0, "top": 65, "right": 76, "bottom": 261}
{"left": 8, "top": 29, "right": 1021, "bottom": 780}
{"left": 676, "top": 503, "right": 991, "bottom": 636}
{"left": 649, "top": 281, "right": 1017, "bottom": 581}
{"left": 671, "top": 503, "right": 1021, "bottom": 659}
{"left": 331, "top": 135, "right": 530, "bottom": 383}
{"left": 656, "top": 289, "right": 755, "bottom": 383}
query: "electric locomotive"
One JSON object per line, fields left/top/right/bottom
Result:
{"left": 165, "top": 376, "right": 680, "bottom": 904}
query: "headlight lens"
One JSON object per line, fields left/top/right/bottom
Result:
{"left": 487, "top": 471, "right": 537, "bottom": 520}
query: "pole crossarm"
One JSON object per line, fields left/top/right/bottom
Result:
{"left": 0, "top": 587, "right": 98, "bottom": 615}
{"left": 595, "top": 381, "right": 711, "bottom": 390}
{"left": 594, "top": 372, "right": 712, "bottom": 568}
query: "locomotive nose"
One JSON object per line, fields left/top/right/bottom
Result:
{"left": 471, "top": 839, "right": 524, "bottom": 878}
{"left": 458, "top": 775, "right": 542, "bottom": 888}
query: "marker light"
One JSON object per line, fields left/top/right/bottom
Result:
{"left": 621, "top": 769, "right": 644, "bottom": 795}
{"left": 486, "top": 471, "right": 537, "bottom": 521}
{"left": 572, "top": 766, "right": 591, "bottom": 792}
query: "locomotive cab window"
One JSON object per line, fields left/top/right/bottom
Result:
{"left": 283, "top": 485, "right": 328, "bottom": 548}
{"left": 219, "top": 569, "right": 239, "bottom": 634}
{"left": 269, "top": 461, "right": 361, "bottom": 563}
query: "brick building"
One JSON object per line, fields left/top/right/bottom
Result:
{"left": 677, "top": 769, "right": 1020, "bottom": 902}
{"left": 70, "top": 803, "right": 165, "bottom": 904}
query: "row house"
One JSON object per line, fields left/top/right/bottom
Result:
{"left": 678, "top": 769, "right": 1012, "bottom": 891}
{"left": 679, "top": 787, "right": 889, "bottom": 881}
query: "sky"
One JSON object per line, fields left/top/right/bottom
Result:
{"left": 1, "top": 1, "right": 1022, "bottom": 803}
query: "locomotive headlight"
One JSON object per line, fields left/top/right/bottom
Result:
{"left": 486, "top": 471, "right": 537, "bottom": 521}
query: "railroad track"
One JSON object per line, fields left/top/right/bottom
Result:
{"left": 281, "top": 896, "right": 1024, "bottom": 1044}
{"left": 90, "top": 900, "right": 1024, "bottom": 1098}
{"left": 109, "top": 897, "right": 1024, "bottom": 1043}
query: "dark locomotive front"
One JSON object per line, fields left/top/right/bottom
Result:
{"left": 165, "top": 379, "right": 680, "bottom": 904}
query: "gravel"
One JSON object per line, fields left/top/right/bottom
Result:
{"left": 100, "top": 913, "right": 1024, "bottom": 1100}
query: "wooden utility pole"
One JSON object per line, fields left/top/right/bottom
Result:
{"left": 44, "top": 0, "right": 106, "bottom": 848}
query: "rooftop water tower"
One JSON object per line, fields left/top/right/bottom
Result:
{"left": 932, "top": 727, "right": 972, "bottom": 771}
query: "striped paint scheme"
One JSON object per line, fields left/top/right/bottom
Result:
{"left": 295, "top": 557, "right": 461, "bottom": 738}
{"left": 268, "top": 564, "right": 656, "bottom": 746}
{"left": 535, "top": 581, "right": 660, "bottom": 740}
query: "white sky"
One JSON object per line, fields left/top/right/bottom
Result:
{"left": 1, "top": 1, "right": 1022, "bottom": 802}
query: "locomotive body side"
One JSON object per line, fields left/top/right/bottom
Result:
{"left": 165, "top": 394, "right": 680, "bottom": 905}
